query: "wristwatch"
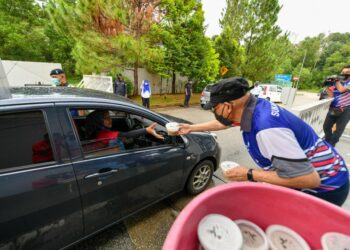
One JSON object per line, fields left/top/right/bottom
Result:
{"left": 247, "top": 169, "right": 256, "bottom": 182}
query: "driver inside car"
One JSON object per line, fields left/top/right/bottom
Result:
{"left": 84, "top": 110, "right": 164, "bottom": 150}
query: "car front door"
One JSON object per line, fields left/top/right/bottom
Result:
{"left": 60, "top": 104, "right": 185, "bottom": 235}
{"left": 0, "top": 105, "right": 83, "bottom": 250}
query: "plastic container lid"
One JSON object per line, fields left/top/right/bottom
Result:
{"left": 220, "top": 161, "right": 239, "bottom": 175}
{"left": 321, "top": 232, "right": 350, "bottom": 250}
{"left": 266, "top": 225, "right": 310, "bottom": 250}
{"left": 197, "top": 214, "right": 243, "bottom": 250}
{"left": 235, "top": 219, "right": 269, "bottom": 250}
{"left": 166, "top": 122, "right": 179, "bottom": 135}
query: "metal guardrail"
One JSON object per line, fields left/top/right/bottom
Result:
{"left": 289, "top": 99, "right": 333, "bottom": 138}
{"left": 289, "top": 98, "right": 350, "bottom": 140}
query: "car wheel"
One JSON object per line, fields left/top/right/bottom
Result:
{"left": 186, "top": 160, "right": 214, "bottom": 195}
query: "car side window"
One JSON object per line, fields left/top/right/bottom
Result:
{"left": 0, "top": 111, "right": 55, "bottom": 171}
{"left": 70, "top": 108, "right": 169, "bottom": 158}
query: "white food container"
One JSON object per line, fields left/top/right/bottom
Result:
{"left": 197, "top": 214, "right": 243, "bottom": 250}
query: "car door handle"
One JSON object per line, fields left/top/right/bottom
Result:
{"left": 84, "top": 168, "right": 119, "bottom": 179}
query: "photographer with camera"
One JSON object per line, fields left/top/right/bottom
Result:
{"left": 322, "top": 65, "right": 350, "bottom": 147}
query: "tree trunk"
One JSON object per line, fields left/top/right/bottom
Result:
{"left": 133, "top": 61, "right": 139, "bottom": 96}
{"left": 172, "top": 71, "right": 176, "bottom": 94}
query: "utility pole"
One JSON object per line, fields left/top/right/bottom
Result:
{"left": 296, "top": 50, "right": 307, "bottom": 89}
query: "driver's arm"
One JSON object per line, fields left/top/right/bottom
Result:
{"left": 119, "top": 129, "right": 147, "bottom": 138}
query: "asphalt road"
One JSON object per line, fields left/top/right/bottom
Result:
{"left": 74, "top": 92, "right": 350, "bottom": 250}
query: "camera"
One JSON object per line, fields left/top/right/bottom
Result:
{"left": 323, "top": 74, "right": 348, "bottom": 87}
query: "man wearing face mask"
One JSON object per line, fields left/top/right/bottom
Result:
{"left": 178, "top": 77, "right": 349, "bottom": 206}
{"left": 322, "top": 65, "right": 350, "bottom": 147}
{"left": 50, "top": 68, "right": 70, "bottom": 87}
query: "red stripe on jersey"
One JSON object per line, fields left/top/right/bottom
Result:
{"left": 315, "top": 145, "right": 328, "bottom": 153}
{"left": 307, "top": 145, "right": 329, "bottom": 157}
{"left": 327, "top": 171, "right": 338, "bottom": 177}
{"left": 312, "top": 157, "right": 336, "bottom": 167}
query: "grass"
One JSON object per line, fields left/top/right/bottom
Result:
{"left": 130, "top": 93, "right": 201, "bottom": 108}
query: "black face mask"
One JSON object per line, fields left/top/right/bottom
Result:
{"left": 214, "top": 106, "right": 233, "bottom": 126}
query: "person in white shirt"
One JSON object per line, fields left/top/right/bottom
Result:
{"left": 140, "top": 80, "right": 151, "bottom": 108}
{"left": 251, "top": 82, "right": 262, "bottom": 98}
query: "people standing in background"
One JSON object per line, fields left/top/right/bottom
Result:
{"left": 250, "top": 82, "right": 262, "bottom": 98}
{"left": 140, "top": 80, "right": 151, "bottom": 109}
{"left": 113, "top": 73, "right": 127, "bottom": 97}
{"left": 50, "top": 68, "right": 70, "bottom": 87}
{"left": 184, "top": 80, "right": 193, "bottom": 107}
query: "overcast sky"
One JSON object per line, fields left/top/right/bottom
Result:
{"left": 202, "top": 0, "right": 350, "bottom": 43}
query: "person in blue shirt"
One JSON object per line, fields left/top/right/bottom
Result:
{"left": 322, "top": 65, "right": 350, "bottom": 147}
{"left": 178, "top": 77, "right": 349, "bottom": 206}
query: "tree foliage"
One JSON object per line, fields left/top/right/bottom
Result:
{"left": 283, "top": 33, "right": 350, "bottom": 89}
{"left": 48, "top": 0, "right": 163, "bottom": 95}
{"left": 151, "top": 0, "right": 219, "bottom": 93}
{"left": 2, "top": 0, "right": 350, "bottom": 92}
{"left": 213, "top": 26, "right": 245, "bottom": 78}
{"left": 220, "top": 0, "right": 285, "bottom": 81}
{"left": 0, "top": 0, "right": 48, "bottom": 61}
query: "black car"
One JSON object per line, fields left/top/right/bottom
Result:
{"left": 0, "top": 87, "right": 220, "bottom": 250}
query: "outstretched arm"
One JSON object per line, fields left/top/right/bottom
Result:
{"left": 178, "top": 120, "right": 229, "bottom": 134}
{"left": 145, "top": 123, "right": 164, "bottom": 140}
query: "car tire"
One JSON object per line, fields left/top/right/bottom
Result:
{"left": 185, "top": 160, "right": 214, "bottom": 195}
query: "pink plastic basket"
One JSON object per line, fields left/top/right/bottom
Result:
{"left": 163, "top": 182, "right": 350, "bottom": 250}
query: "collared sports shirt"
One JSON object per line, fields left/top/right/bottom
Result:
{"left": 241, "top": 96, "right": 349, "bottom": 193}
{"left": 331, "top": 80, "right": 350, "bottom": 109}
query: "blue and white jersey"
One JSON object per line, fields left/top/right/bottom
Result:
{"left": 331, "top": 80, "right": 350, "bottom": 109}
{"left": 241, "top": 97, "right": 349, "bottom": 193}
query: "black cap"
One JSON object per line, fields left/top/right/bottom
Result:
{"left": 203, "top": 77, "right": 251, "bottom": 110}
{"left": 50, "top": 68, "right": 64, "bottom": 76}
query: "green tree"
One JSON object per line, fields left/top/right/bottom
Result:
{"left": 292, "top": 65, "right": 313, "bottom": 89}
{"left": 317, "top": 33, "right": 350, "bottom": 70}
{"left": 48, "top": 0, "right": 163, "bottom": 95}
{"left": 290, "top": 32, "right": 350, "bottom": 89}
{"left": 291, "top": 35, "right": 324, "bottom": 72}
{"left": 220, "top": 0, "right": 284, "bottom": 81}
{"left": 323, "top": 42, "right": 350, "bottom": 76}
{"left": 153, "top": 0, "right": 219, "bottom": 93}
{"left": 213, "top": 26, "right": 245, "bottom": 78}
{"left": 0, "top": 0, "right": 49, "bottom": 61}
